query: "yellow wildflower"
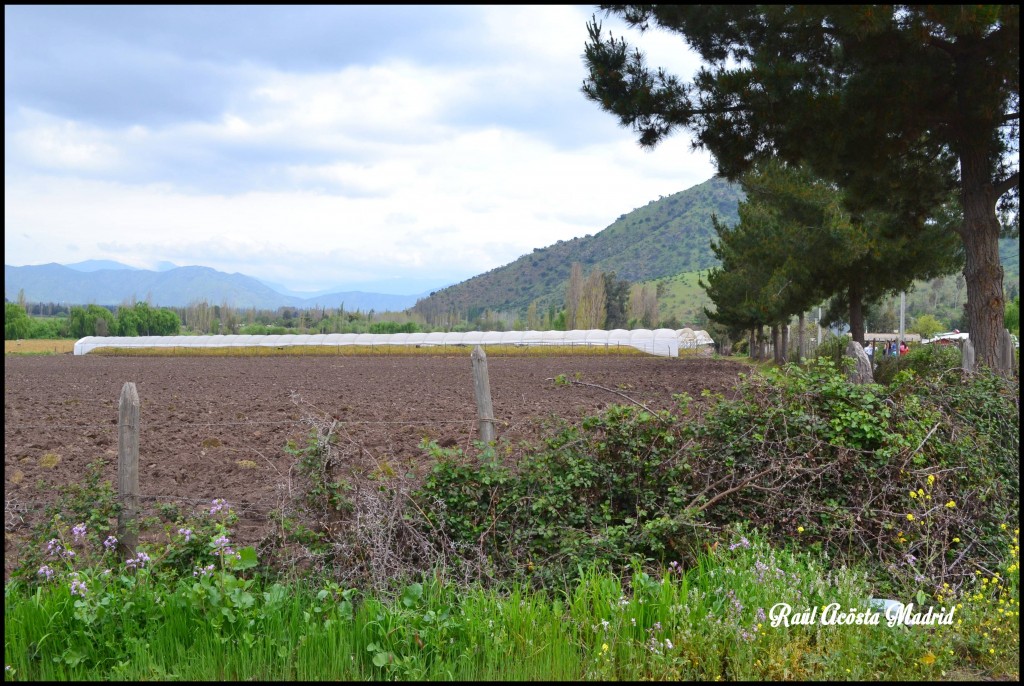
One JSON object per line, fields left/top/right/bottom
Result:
{"left": 918, "top": 488, "right": 925, "bottom": 496}
{"left": 907, "top": 514, "right": 915, "bottom": 522}
{"left": 952, "top": 537, "right": 960, "bottom": 543}
{"left": 910, "top": 491, "right": 918, "bottom": 499}
{"left": 797, "top": 526, "right": 804, "bottom": 533}
{"left": 927, "top": 474, "right": 935, "bottom": 485}
{"left": 945, "top": 500, "right": 956, "bottom": 508}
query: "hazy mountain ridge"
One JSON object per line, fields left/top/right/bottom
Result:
{"left": 412, "top": 175, "right": 743, "bottom": 317}
{"left": 4, "top": 263, "right": 426, "bottom": 312}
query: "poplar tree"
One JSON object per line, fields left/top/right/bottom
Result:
{"left": 583, "top": 5, "right": 1018, "bottom": 369}
{"left": 565, "top": 262, "right": 584, "bottom": 329}
{"left": 577, "top": 270, "right": 608, "bottom": 329}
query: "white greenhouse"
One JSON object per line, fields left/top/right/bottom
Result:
{"left": 73, "top": 329, "right": 716, "bottom": 357}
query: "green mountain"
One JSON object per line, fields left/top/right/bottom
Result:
{"left": 413, "top": 176, "right": 743, "bottom": 319}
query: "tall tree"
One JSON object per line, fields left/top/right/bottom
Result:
{"left": 628, "top": 284, "right": 660, "bottom": 327}
{"left": 583, "top": 5, "right": 1018, "bottom": 369}
{"left": 701, "top": 161, "right": 961, "bottom": 345}
{"left": 5, "top": 303, "right": 31, "bottom": 340}
{"left": 577, "top": 270, "right": 608, "bottom": 329}
{"left": 603, "top": 272, "right": 632, "bottom": 329}
{"left": 565, "top": 262, "right": 584, "bottom": 329}
{"left": 526, "top": 301, "right": 541, "bottom": 330}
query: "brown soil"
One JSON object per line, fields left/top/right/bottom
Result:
{"left": 4, "top": 353, "right": 750, "bottom": 579}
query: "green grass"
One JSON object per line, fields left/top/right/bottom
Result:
{"left": 5, "top": 528, "right": 1018, "bottom": 681}
{"left": 635, "top": 269, "right": 714, "bottom": 326}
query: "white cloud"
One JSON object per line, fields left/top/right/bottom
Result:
{"left": 4, "top": 6, "right": 717, "bottom": 294}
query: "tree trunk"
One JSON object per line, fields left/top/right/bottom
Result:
{"left": 848, "top": 283, "right": 866, "bottom": 345}
{"left": 749, "top": 329, "right": 756, "bottom": 359}
{"left": 797, "top": 313, "right": 805, "bottom": 362}
{"left": 781, "top": 324, "right": 789, "bottom": 364}
{"left": 959, "top": 150, "right": 1007, "bottom": 373}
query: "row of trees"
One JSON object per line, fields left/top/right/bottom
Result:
{"left": 583, "top": 5, "right": 1018, "bottom": 370}
{"left": 562, "top": 263, "right": 664, "bottom": 330}
{"left": 4, "top": 302, "right": 181, "bottom": 340}
{"left": 699, "top": 161, "right": 963, "bottom": 352}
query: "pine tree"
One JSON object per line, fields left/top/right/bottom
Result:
{"left": 584, "top": 5, "right": 1018, "bottom": 369}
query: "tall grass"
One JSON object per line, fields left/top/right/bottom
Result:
{"left": 5, "top": 528, "right": 1017, "bottom": 681}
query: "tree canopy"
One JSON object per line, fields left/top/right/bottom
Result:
{"left": 701, "top": 161, "right": 962, "bottom": 344}
{"left": 583, "top": 4, "right": 1018, "bottom": 369}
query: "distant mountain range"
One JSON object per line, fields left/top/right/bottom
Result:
{"left": 413, "top": 175, "right": 744, "bottom": 318}
{"left": 4, "top": 262, "right": 430, "bottom": 312}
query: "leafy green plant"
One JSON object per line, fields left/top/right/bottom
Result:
{"left": 285, "top": 431, "right": 353, "bottom": 514}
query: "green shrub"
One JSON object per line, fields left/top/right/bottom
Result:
{"left": 813, "top": 332, "right": 851, "bottom": 367}
{"left": 415, "top": 360, "right": 1019, "bottom": 595}
{"left": 874, "top": 343, "right": 962, "bottom": 385}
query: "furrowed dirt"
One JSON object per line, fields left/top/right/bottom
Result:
{"left": 4, "top": 354, "right": 749, "bottom": 579}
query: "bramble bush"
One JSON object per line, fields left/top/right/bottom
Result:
{"left": 415, "top": 358, "right": 1019, "bottom": 595}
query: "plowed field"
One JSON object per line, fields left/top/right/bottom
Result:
{"left": 4, "top": 354, "right": 750, "bottom": 579}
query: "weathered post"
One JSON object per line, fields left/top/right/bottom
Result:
{"left": 999, "top": 329, "right": 1016, "bottom": 375}
{"left": 961, "top": 338, "right": 975, "bottom": 373}
{"left": 844, "top": 340, "right": 874, "bottom": 384}
{"left": 117, "top": 382, "right": 140, "bottom": 560}
{"left": 471, "top": 345, "right": 496, "bottom": 443}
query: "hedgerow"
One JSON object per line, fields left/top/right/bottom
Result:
{"left": 415, "top": 359, "right": 1019, "bottom": 595}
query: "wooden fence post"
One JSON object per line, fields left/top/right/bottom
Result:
{"left": 471, "top": 345, "right": 496, "bottom": 443}
{"left": 117, "top": 382, "right": 140, "bottom": 560}
{"left": 961, "top": 339, "right": 975, "bottom": 373}
{"left": 999, "top": 329, "right": 1016, "bottom": 375}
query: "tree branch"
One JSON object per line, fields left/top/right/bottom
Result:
{"left": 994, "top": 171, "right": 1020, "bottom": 199}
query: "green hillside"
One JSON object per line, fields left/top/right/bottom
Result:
{"left": 645, "top": 239, "right": 1020, "bottom": 332}
{"left": 413, "top": 176, "right": 742, "bottom": 321}
{"left": 412, "top": 173, "right": 1018, "bottom": 332}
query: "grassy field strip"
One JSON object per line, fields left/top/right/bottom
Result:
{"left": 4, "top": 339, "right": 76, "bottom": 355}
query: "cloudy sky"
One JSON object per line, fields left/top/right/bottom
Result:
{"left": 5, "top": 5, "right": 715, "bottom": 295}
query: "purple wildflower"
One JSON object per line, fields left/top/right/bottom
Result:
{"left": 193, "top": 564, "right": 216, "bottom": 578}
{"left": 103, "top": 535, "right": 118, "bottom": 551}
{"left": 178, "top": 528, "right": 192, "bottom": 542}
{"left": 70, "top": 579, "right": 87, "bottom": 597}
{"left": 125, "top": 551, "right": 151, "bottom": 570}
{"left": 729, "top": 536, "right": 751, "bottom": 551}
{"left": 211, "top": 535, "right": 234, "bottom": 557}
{"left": 37, "top": 565, "right": 55, "bottom": 581}
{"left": 72, "top": 523, "right": 87, "bottom": 543}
